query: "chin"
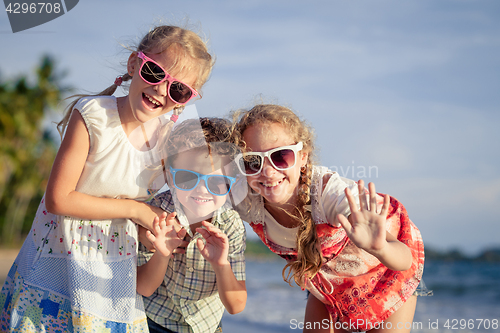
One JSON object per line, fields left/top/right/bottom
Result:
{"left": 187, "top": 208, "right": 215, "bottom": 222}
{"left": 262, "top": 186, "right": 294, "bottom": 204}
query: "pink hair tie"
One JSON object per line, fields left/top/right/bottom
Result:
{"left": 170, "top": 114, "right": 179, "bottom": 123}
{"left": 114, "top": 76, "right": 123, "bottom": 86}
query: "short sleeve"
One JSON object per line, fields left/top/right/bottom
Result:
{"left": 321, "top": 173, "right": 359, "bottom": 226}
{"left": 149, "top": 190, "right": 174, "bottom": 213}
{"left": 72, "top": 96, "right": 120, "bottom": 154}
{"left": 137, "top": 243, "right": 153, "bottom": 266}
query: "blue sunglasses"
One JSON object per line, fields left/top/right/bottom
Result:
{"left": 169, "top": 167, "right": 236, "bottom": 196}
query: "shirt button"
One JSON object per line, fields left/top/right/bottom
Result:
{"left": 187, "top": 267, "right": 194, "bottom": 272}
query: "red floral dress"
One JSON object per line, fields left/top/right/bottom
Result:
{"left": 244, "top": 166, "right": 425, "bottom": 332}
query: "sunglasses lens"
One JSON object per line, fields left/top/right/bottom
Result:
{"left": 169, "top": 81, "right": 193, "bottom": 104}
{"left": 207, "top": 176, "right": 232, "bottom": 195}
{"left": 141, "top": 61, "right": 166, "bottom": 84}
{"left": 270, "top": 149, "right": 296, "bottom": 169}
{"left": 173, "top": 170, "right": 198, "bottom": 190}
{"left": 243, "top": 155, "right": 263, "bottom": 175}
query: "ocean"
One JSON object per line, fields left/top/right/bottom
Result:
{"left": 2, "top": 252, "right": 498, "bottom": 332}
{"left": 222, "top": 259, "right": 500, "bottom": 332}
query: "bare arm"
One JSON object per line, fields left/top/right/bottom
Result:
{"left": 196, "top": 221, "right": 247, "bottom": 314}
{"left": 137, "top": 249, "right": 171, "bottom": 297}
{"left": 337, "top": 180, "right": 412, "bottom": 271}
{"left": 44, "top": 109, "right": 163, "bottom": 230}
{"left": 374, "top": 230, "right": 412, "bottom": 271}
{"left": 212, "top": 263, "right": 247, "bottom": 315}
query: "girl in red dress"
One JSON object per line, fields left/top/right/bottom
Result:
{"left": 233, "top": 104, "right": 426, "bottom": 332}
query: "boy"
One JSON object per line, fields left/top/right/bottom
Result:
{"left": 137, "top": 118, "right": 246, "bottom": 333}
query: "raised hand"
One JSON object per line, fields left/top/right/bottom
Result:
{"left": 196, "top": 221, "right": 229, "bottom": 266}
{"left": 146, "top": 212, "right": 187, "bottom": 258}
{"left": 337, "top": 180, "right": 390, "bottom": 254}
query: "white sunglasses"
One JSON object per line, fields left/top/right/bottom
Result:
{"left": 235, "top": 142, "right": 303, "bottom": 176}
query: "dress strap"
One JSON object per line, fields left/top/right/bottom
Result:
{"left": 312, "top": 270, "right": 334, "bottom": 295}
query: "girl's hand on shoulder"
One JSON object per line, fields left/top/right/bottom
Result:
{"left": 196, "top": 221, "right": 229, "bottom": 266}
{"left": 146, "top": 212, "right": 186, "bottom": 258}
{"left": 132, "top": 203, "right": 172, "bottom": 231}
{"left": 337, "top": 180, "right": 389, "bottom": 255}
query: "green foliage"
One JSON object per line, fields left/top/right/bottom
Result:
{"left": 425, "top": 247, "right": 500, "bottom": 262}
{"left": 0, "top": 55, "right": 68, "bottom": 245}
{"left": 245, "top": 239, "right": 276, "bottom": 258}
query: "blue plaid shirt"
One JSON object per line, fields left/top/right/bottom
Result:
{"left": 138, "top": 190, "right": 246, "bottom": 333}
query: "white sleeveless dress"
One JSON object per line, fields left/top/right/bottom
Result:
{"left": 0, "top": 96, "right": 160, "bottom": 332}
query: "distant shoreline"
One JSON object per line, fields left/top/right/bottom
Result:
{"left": 245, "top": 239, "right": 500, "bottom": 262}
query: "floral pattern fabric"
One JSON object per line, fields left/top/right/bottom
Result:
{"left": 1, "top": 96, "right": 156, "bottom": 332}
{"left": 247, "top": 166, "right": 425, "bottom": 332}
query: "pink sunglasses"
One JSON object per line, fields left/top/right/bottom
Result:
{"left": 137, "top": 51, "right": 199, "bottom": 105}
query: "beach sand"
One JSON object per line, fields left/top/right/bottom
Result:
{"left": 0, "top": 248, "right": 18, "bottom": 286}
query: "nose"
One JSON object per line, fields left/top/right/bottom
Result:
{"left": 194, "top": 179, "right": 210, "bottom": 194}
{"left": 153, "top": 80, "right": 169, "bottom": 97}
{"left": 261, "top": 157, "right": 277, "bottom": 177}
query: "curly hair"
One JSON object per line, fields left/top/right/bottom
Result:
{"left": 233, "top": 104, "right": 323, "bottom": 288}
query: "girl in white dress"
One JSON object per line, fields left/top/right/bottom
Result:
{"left": 0, "top": 25, "right": 214, "bottom": 332}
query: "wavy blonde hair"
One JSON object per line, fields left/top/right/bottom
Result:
{"left": 57, "top": 25, "right": 215, "bottom": 138}
{"left": 233, "top": 104, "right": 323, "bottom": 288}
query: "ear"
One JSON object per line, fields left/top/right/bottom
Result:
{"left": 127, "top": 52, "right": 139, "bottom": 76}
{"left": 299, "top": 151, "right": 309, "bottom": 168}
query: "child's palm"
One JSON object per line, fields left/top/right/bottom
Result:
{"left": 337, "top": 180, "right": 389, "bottom": 253}
{"left": 196, "top": 221, "right": 229, "bottom": 266}
{"left": 146, "top": 212, "right": 186, "bottom": 257}
{"left": 344, "top": 208, "right": 387, "bottom": 252}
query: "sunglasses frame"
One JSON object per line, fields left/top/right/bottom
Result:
{"left": 235, "top": 142, "right": 304, "bottom": 176}
{"left": 169, "top": 167, "right": 236, "bottom": 196}
{"left": 137, "top": 51, "right": 199, "bottom": 105}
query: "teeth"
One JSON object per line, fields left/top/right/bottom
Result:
{"left": 193, "top": 197, "right": 212, "bottom": 202}
{"left": 262, "top": 180, "right": 281, "bottom": 188}
{"left": 145, "top": 94, "right": 161, "bottom": 106}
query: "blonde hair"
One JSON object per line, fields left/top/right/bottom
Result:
{"left": 233, "top": 104, "right": 322, "bottom": 288}
{"left": 150, "top": 117, "right": 239, "bottom": 190}
{"left": 165, "top": 117, "right": 238, "bottom": 168}
{"left": 57, "top": 25, "right": 215, "bottom": 138}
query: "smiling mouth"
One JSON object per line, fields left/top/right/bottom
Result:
{"left": 143, "top": 93, "right": 163, "bottom": 109}
{"left": 261, "top": 179, "right": 283, "bottom": 188}
{"left": 191, "top": 196, "right": 213, "bottom": 203}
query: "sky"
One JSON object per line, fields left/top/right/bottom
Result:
{"left": 2, "top": 0, "right": 499, "bottom": 255}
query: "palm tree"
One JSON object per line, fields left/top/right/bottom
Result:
{"left": 0, "top": 55, "right": 68, "bottom": 245}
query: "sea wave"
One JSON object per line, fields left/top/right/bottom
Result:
{"left": 223, "top": 259, "right": 500, "bottom": 333}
